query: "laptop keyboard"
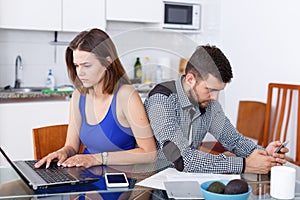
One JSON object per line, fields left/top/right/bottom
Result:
{"left": 25, "top": 160, "right": 77, "bottom": 183}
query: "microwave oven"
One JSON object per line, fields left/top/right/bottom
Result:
{"left": 163, "top": 0, "right": 201, "bottom": 30}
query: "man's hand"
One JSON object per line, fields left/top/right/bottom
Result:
{"left": 266, "top": 141, "right": 289, "bottom": 165}
{"left": 245, "top": 149, "right": 277, "bottom": 174}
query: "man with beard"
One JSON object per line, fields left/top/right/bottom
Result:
{"left": 144, "top": 45, "right": 288, "bottom": 174}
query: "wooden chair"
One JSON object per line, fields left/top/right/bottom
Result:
{"left": 262, "top": 83, "right": 300, "bottom": 165}
{"left": 236, "top": 101, "right": 266, "bottom": 145}
{"left": 32, "top": 124, "right": 84, "bottom": 159}
{"left": 199, "top": 100, "right": 266, "bottom": 154}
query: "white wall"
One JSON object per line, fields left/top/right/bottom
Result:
{"left": 0, "top": 30, "right": 76, "bottom": 87}
{"left": 108, "top": 26, "right": 199, "bottom": 81}
{"left": 220, "top": 0, "right": 300, "bottom": 124}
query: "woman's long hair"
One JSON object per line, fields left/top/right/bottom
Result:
{"left": 65, "top": 28, "right": 130, "bottom": 94}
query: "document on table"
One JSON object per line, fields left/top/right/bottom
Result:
{"left": 136, "top": 168, "right": 240, "bottom": 190}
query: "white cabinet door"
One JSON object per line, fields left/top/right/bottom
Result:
{"left": 106, "top": 0, "right": 163, "bottom": 23}
{"left": 0, "top": 0, "right": 61, "bottom": 31}
{"left": 62, "top": 0, "right": 106, "bottom": 32}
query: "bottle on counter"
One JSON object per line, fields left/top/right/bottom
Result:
{"left": 134, "top": 57, "right": 142, "bottom": 82}
{"left": 155, "top": 65, "right": 162, "bottom": 84}
{"left": 142, "top": 56, "right": 152, "bottom": 84}
{"left": 158, "top": 57, "right": 171, "bottom": 81}
{"left": 46, "top": 69, "right": 56, "bottom": 90}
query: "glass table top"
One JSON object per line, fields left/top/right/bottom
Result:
{"left": 1, "top": 155, "right": 300, "bottom": 199}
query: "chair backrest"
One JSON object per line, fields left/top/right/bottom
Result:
{"left": 32, "top": 124, "right": 84, "bottom": 159}
{"left": 236, "top": 101, "right": 266, "bottom": 145}
{"left": 262, "top": 83, "right": 300, "bottom": 165}
{"left": 32, "top": 124, "right": 68, "bottom": 159}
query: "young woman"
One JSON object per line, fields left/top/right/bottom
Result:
{"left": 35, "top": 28, "right": 157, "bottom": 169}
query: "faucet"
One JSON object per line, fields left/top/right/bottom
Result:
{"left": 14, "top": 55, "right": 23, "bottom": 88}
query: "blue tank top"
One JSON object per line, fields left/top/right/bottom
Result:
{"left": 79, "top": 91, "right": 136, "bottom": 154}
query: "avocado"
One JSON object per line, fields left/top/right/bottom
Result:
{"left": 207, "top": 181, "right": 226, "bottom": 194}
{"left": 224, "top": 179, "right": 249, "bottom": 194}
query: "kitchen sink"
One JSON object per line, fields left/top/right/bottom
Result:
{"left": 0, "top": 87, "right": 47, "bottom": 93}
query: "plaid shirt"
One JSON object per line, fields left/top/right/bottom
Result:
{"left": 144, "top": 77, "right": 262, "bottom": 174}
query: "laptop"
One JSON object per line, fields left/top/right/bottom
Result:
{"left": 0, "top": 147, "right": 99, "bottom": 190}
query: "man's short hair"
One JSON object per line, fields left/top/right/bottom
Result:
{"left": 185, "top": 45, "right": 233, "bottom": 83}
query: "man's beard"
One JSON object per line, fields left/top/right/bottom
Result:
{"left": 187, "top": 88, "right": 198, "bottom": 106}
{"left": 199, "top": 101, "right": 210, "bottom": 108}
{"left": 187, "top": 86, "right": 210, "bottom": 108}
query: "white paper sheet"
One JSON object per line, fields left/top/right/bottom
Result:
{"left": 136, "top": 168, "right": 240, "bottom": 190}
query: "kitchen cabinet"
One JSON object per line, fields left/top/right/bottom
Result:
{"left": 0, "top": 101, "right": 70, "bottom": 160}
{"left": 62, "top": 0, "right": 106, "bottom": 32}
{"left": 0, "top": 0, "right": 61, "bottom": 31}
{"left": 0, "top": 0, "right": 105, "bottom": 32}
{"left": 106, "top": 0, "right": 163, "bottom": 23}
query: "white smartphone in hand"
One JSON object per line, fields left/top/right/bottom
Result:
{"left": 274, "top": 141, "right": 289, "bottom": 153}
{"left": 105, "top": 172, "right": 129, "bottom": 188}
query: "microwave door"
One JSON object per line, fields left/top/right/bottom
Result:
{"left": 165, "top": 4, "right": 193, "bottom": 25}
{"left": 163, "top": 2, "right": 200, "bottom": 30}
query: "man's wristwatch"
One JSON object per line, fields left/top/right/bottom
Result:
{"left": 101, "top": 152, "right": 108, "bottom": 165}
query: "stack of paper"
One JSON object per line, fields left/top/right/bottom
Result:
{"left": 136, "top": 168, "right": 240, "bottom": 190}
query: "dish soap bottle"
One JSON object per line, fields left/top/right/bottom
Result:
{"left": 46, "top": 69, "right": 56, "bottom": 90}
{"left": 134, "top": 57, "right": 142, "bottom": 82}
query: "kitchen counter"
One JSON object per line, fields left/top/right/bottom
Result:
{"left": 0, "top": 90, "right": 73, "bottom": 103}
{"left": 0, "top": 83, "right": 154, "bottom": 103}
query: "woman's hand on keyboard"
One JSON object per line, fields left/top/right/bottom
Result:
{"left": 61, "top": 154, "right": 101, "bottom": 168}
{"left": 35, "top": 148, "right": 70, "bottom": 169}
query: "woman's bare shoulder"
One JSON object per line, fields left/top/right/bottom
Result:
{"left": 71, "top": 89, "right": 81, "bottom": 98}
{"left": 117, "top": 84, "right": 137, "bottom": 97}
{"left": 70, "top": 89, "right": 82, "bottom": 103}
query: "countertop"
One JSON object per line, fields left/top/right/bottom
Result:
{"left": 0, "top": 90, "right": 73, "bottom": 103}
{"left": 0, "top": 83, "right": 154, "bottom": 103}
